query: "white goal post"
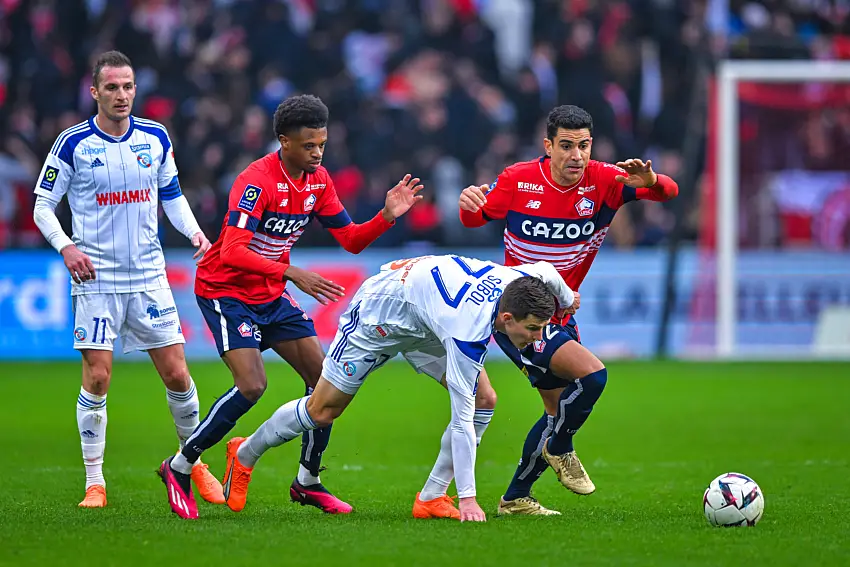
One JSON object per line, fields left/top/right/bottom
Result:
{"left": 716, "top": 60, "right": 850, "bottom": 358}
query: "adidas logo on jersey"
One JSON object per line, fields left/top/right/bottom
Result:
{"left": 525, "top": 200, "right": 541, "bottom": 209}
{"left": 91, "top": 158, "right": 105, "bottom": 168}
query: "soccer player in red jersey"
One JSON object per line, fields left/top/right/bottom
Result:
{"left": 457, "top": 105, "right": 679, "bottom": 515}
{"left": 157, "top": 95, "right": 423, "bottom": 519}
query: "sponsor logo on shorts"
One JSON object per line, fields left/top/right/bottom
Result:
{"left": 343, "top": 362, "right": 357, "bottom": 377}
{"left": 74, "top": 327, "right": 87, "bottom": 341}
{"left": 374, "top": 325, "right": 388, "bottom": 337}
{"left": 147, "top": 303, "right": 177, "bottom": 319}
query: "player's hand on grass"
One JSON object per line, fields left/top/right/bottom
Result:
{"left": 284, "top": 266, "right": 345, "bottom": 305}
{"left": 191, "top": 232, "right": 212, "bottom": 262}
{"left": 381, "top": 174, "right": 424, "bottom": 222}
{"left": 566, "top": 291, "right": 581, "bottom": 315}
{"left": 614, "top": 158, "right": 658, "bottom": 188}
{"left": 61, "top": 244, "right": 96, "bottom": 284}
{"left": 458, "top": 497, "right": 486, "bottom": 522}
{"left": 459, "top": 184, "right": 489, "bottom": 213}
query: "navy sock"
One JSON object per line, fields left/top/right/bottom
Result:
{"left": 503, "top": 413, "right": 553, "bottom": 500}
{"left": 547, "top": 368, "right": 608, "bottom": 455}
{"left": 300, "top": 386, "right": 331, "bottom": 477}
{"left": 181, "top": 387, "right": 255, "bottom": 463}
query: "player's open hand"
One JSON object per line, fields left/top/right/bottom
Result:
{"left": 614, "top": 158, "right": 658, "bottom": 188}
{"left": 458, "top": 497, "right": 487, "bottom": 522}
{"left": 459, "top": 184, "right": 489, "bottom": 213}
{"left": 382, "top": 174, "right": 424, "bottom": 222}
{"left": 284, "top": 266, "right": 346, "bottom": 305}
{"left": 61, "top": 244, "right": 96, "bottom": 284}
{"left": 191, "top": 231, "right": 212, "bottom": 262}
{"left": 566, "top": 291, "right": 581, "bottom": 315}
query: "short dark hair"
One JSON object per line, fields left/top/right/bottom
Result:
{"left": 273, "top": 94, "right": 329, "bottom": 137}
{"left": 498, "top": 277, "right": 556, "bottom": 322}
{"left": 92, "top": 50, "right": 134, "bottom": 87}
{"left": 546, "top": 105, "right": 593, "bottom": 139}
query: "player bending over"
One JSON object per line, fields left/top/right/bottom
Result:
{"left": 31, "top": 51, "right": 220, "bottom": 508}
{"left": 157, "top": 95, "right": 423, "bottom": 519}
{"left": 215, "top": 255, "right": 574, "bottom": 522}
{"left": 456, "top": 105, "right": 679, "bottom": 515}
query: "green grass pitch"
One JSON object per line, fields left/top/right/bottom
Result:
{"left": 1, "top": 360, "right": 849, "bottom": 566}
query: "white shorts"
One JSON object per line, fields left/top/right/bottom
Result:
{"left": 321, "top": 291, "right": 447, "bottom": 395}
{"left": 72, "top": 288, "right": 185, "bottom": 353}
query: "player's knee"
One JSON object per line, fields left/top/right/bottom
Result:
{"left": 475, "top": 384, "right": 497, "bottom": 410}
{"left": 580, "top": 368, "right": 608, "bottom": 401}
{"left": 159, "top": 366, "right": 191, "bottom": 391}
{"left": 305, "top": 399, "right": 342, "bottom": 427}
{"left": 84, "top": 366, "right": 111, "bottom": 395}
{"left": 238, "top": 377, "right": 267, "bottom": 402}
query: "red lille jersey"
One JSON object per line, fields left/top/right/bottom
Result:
{"left": 195, "top": 151, "right": 353, "bottom": 303}
{"left": 481, "top": 157, "right": 639, "bottom": 291}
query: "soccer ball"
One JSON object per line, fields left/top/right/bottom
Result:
{"left": 703, "top": 472, "right": 764, "bottom": 527}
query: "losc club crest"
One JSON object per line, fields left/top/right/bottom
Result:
{"left": 533, "top": 340, "right": 546, "bottom": 353}
{"left": 575, "top": 197, "right": 595, "bottom": 217}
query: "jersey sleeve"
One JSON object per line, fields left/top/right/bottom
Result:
{"left": 33, "top": 152, "right": 73, "bottom": 203}
{"left": 157, "top": 131, "right": 182, "bottom": 201}
{"left": 443, "top": 336, "right": 487, "bottom": 499}
{"left": 459, "top": 168, "right": 515, "bottom": 227}
{"left": 224, "top": 173, "right": 272, "bottom": 232}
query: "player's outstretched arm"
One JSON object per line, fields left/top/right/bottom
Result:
{"left": 458, "top": 170, "right": 513, "bottom": 228}
{"left": 614, "top": 158, "right": 679, "bottom": 201}
{"left": 325, "top": 174, "right": 424, "bottom": 254}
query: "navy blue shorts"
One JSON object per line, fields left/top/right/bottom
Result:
{"left": 196, "top": 290, "right": 317, "bottom": 356}
{"left": 493, "top": 316, "right": 580, "bottom": 390}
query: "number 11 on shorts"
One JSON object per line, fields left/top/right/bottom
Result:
{"left": 91, "top": 317, "right": 107, "bottom": 344}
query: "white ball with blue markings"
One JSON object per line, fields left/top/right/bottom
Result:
{"left": 703, "top": 472, "right": 764, "bottom": 527}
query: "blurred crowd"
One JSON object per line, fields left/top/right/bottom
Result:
{"left": 1, "top": 0, "right": 848, "bottom": 251}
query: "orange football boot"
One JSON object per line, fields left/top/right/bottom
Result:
{"left": 79, "top": 485, "right": 107, "bottom": 508}
{"left": 191, "top": 461, "right": 225, "bottom": 505}
{"left": 412, "top": 492, "right": 461, "bottom": 520}
{"left": 222, "top": 437, "right": 254, "bottom": 512}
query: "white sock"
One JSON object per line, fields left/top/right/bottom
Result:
{"left": 76, "top": 387, "right": 107, "bottom": 490}
{"left": 297, "top": 464, "right": 321, "bottom": 486}
{"left": 237, "top": 396, "right": 316, "bottom": 468}
{"left": 420, "top": 409, "right": 494, "bottom": 501}
{"left": 165, "top": 378, "right": 199, "bottom": 448}
{"left": 170, "top": 452, "right": 193, "bottom": 475}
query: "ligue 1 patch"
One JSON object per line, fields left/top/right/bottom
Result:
{"left": 343, "top": 361, "right": 357, "bottom": 377}
{"left": 238, "top": 322, "right": 252, "bottom": 338}
{"left": 533, "top": 339, "right": 546, "bottom": 353}
{"left": 74, "top": 327, "right": 87, "bottom": 342}
{"left": 40, "top": 166, "right": 59, "bottom": 191}
{"left": 485, "top": 179, "right": 497, "bottom": 195}
{"left": 575, "top": 197, "right": 595, "bottom": 217}
{"left": 237, "top": 184, "right": 262, "bottom": 213}
{"left": 303, "top": 193, "right": 317, "bottom": 212}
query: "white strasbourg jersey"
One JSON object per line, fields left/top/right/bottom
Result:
{"left": 375, "top": 255, "right": 573, "bottom": 499}
{"left": 33, "top": 116, "right": 182, "bottom": 295}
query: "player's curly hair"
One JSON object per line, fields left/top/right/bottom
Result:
{"left": 273, "top": 95, "right": 329, "bottom": 137}
{"left": 546, "top": 105, "right": 593, "bottom": 139}
{"left": 499, "top": 277, "right": 556, "bottom": 322}
{"left": 92, "top": 50, "right": 134, "bottom": 87}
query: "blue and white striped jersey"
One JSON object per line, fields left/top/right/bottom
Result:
{"left": 34, "top": 115, "right": 182, "bottom": 295}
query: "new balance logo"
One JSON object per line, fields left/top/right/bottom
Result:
{"left": 280, "top": 198, "right": 288, "bottom": 207}
{"left": 91, "top": 158, "right": 104, "bottom": 168}
{"left": 526, "top": 200, "right": 541, "bottom": 209}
